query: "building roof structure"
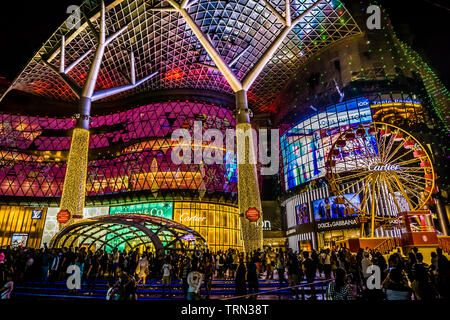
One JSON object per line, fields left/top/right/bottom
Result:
{"left": 1, "top": 0, "right": 361, "bottom": 113}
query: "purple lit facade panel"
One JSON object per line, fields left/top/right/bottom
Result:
{"left": 0, "top": 102, "right": 237, "bottom": 200}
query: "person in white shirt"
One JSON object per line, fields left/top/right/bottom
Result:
{"left": 187, "top": 270, "right": 203, "bottom": 301}
{"left": 161, "top": 259, "right": 172, "bottom": 297}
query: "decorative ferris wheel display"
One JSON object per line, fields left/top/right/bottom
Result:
{"left": 326, "top": 122, "right": 436, "bottom": 237}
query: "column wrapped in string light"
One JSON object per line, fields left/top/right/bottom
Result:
{"left": 236, "top": 90, "right": 263, "bottom": 252}
{"left": 59, "top": 128, "right": 90, "bottom": 227}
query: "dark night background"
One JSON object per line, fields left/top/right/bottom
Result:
{"left": 0, "top": 0, "right": 449, "bottom": 88}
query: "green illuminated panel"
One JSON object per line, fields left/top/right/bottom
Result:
{"left": 109, "top": 202, "right": 174, "bottom": 220}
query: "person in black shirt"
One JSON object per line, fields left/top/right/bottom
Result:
{"left": 87, "top": 253, "right": 101, "bottom": 295}
{"left": 287, "top": 253, "right": 300, "bottom": 299}
{"left": 247, "top": 256, "right": 259, "bottom": 299}
{"left": 235, "top": 258, "right": 247, "bottom": 298}
{"left": 302, "top": 251, "right": 317, "bottom": 300}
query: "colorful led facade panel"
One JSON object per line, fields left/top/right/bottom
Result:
{"left": 0, "top": 101, "right": 237, "bottom": 202}
{"left": 280, "top": 94, "right": 425, "bottom": 190}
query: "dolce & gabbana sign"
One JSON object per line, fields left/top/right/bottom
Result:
{"left": 316, "top": 216, "right": 360, "bottom": 231}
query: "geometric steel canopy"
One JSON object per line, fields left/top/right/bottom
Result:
{"left": 4, "top": 0, "right": 361, "bottom": 113}
{"left": 50, "top": 213, "right": 207, "bottom": 251}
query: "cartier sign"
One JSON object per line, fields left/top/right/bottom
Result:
{"left": 367, "top": 161, "right": 400, "bottom": 172}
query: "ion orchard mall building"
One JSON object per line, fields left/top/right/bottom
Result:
{"left": 0, "top": 0, "right": 449, "bottom": 253}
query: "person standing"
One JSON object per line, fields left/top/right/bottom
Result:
{"left": 203, "top": 258, "right": 214, "bottom": 299}
{"left": 276, "top": 251, "right": 288, "bottom": 287}
{"left": 86, "top": 253, "right": 101, "bottom": 295}
{"left": 326, "top": 268, "right": 353, "bottom": 300}
{"left": 135, "top": 254, "right": 149, "bottom": 288}
{"left": 287, "top": 253, "right": 300, "bottom": 299}
{"left": 112, "top": 248, "right": 120, "bottom": 278}
{"left": 41, "top": 249, "right": 52, "bottom": 285}
{"left": 235, "top": 259, "right": 247, "bottom": 298}
{"left": 382, "top": 268, "right": 411, "bottom": 300}
{"left": 161, "top": 258, "right": 172, "bottom": 297}
{"left": 49, "top": 250, "right": 61, "bottom": 287}
{"left": 187, "top": 269, "right": 203, "bottom": 301}
{"left": 436, "top": 248, "right": 449, "bottom": 298}
{"left": 323, "top": 249, "right": 332, "bottom": 280}
{"left": 265, "top": 249, "right": 274, "bottom": 280}
{"left": 302, "top": 251, "right": 317, "bottom": 300}
{"left": 180, "top": 258, "right": 191, "bottom": 299}
{"left": 247, "top": 256, "right": 259, "bottom": 299}
{"left": 0, "top": 274, "right": 14, "bottom": 299}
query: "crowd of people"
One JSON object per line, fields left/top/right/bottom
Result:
{"left": 0, "top": 243, "right": 449, "bottom": 301}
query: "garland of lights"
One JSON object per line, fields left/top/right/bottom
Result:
{"left": 59, "top": 128, "right": 90, "bottom": 229}
{"left": 236, "top": 123, "right": 263, "bottom": 253}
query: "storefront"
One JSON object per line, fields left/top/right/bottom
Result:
{"left": 40, "top": 201, "right": 242, "bottom": 252}
{"left": 316, "top": 216, "right": 361, "bottom": 248}
{"left": 283, "top": 186, "right": 362, "bottom": 251}
{"left": 108, "top": 201, "right": 242, "bottom": 252}
{"left": 281, "top": 93, "right": 430, "bottom": 251}
{"left": 0, "top": 206, "right": 47, "bottom": 248}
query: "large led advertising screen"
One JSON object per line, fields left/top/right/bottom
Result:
{"left": 281, "top": 97, "right": 373, "bottom": 190}
{"left": 312, "top": 193, "right": 360, "bottom": 221}
{"left": 295, "top": 203, "right": 310, "bottom": 225}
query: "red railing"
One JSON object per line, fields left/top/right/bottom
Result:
{"left": 374, "top": 237, "right": 400, "bottom": 255}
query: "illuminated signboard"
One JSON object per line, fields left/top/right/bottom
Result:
{"left": 312, "top": 193, "right": 360, "bottom": 221}
{"left": 281, "top": 97, "right": 372, "bottom": 189}
{"left": 11, "top": 233, "right": 28, "bottom": 248}
{"left": 109, "top": 202, "right": 174, "bottom": 220}
{"left": 316, "top": 216, "right": 360, "bottom": 232}
{"left": 31, "top": 209, "right": 43, "bottom": 219}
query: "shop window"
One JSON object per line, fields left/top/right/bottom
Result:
{"left": 208, "top": 229, "right": 215, "bottom": 244}
{"left": 223, "top": 230, "right": 229, "bottom": 245}
{"left": 200, "top": 210, "right": 207, "bottom": 226}
{"left": 208, "top": 211, "right": 215, "bottom": 226}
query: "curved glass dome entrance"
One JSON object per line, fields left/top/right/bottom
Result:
{"left": 50, "top": 214, "right": 207, "bottom": 252}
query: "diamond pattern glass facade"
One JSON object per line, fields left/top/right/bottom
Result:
{"left": 5, "top": 0, "right": 361, "bottom": 113}
{"left": 0, "top": 101, "right": 237, "bottom": 205}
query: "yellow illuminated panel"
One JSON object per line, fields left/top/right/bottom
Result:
{"left": 173, "top": 201, "right": 242, "bottom": 251}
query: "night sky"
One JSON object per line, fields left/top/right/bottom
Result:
{"left": 0, "top": 0, "right": 449, "bottom": 88}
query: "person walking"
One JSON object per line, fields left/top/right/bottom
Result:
{"left": 135, "top": 254, "right": 149, "bottom": 288}
{"left": 276, "top": 251, "right": 288, "bottom": 287}
{"left": 161, "top": 258, "right": 172, "bottom": 297}
{"left": 187, "top": 269, "right": 203, "bottom": 301}
{"left": 235, "top": 259, "right": 247, "bottom": 298}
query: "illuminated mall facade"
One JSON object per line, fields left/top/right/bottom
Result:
{"left": 0, "top": 0, "right": 449, "bottom": 253}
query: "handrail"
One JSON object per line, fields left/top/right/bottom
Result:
{"left": 221, "top": 279, "right": 333, "bottom": 301}
{"left": 374, "top": 238, "right": 395, "bottom": 254}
